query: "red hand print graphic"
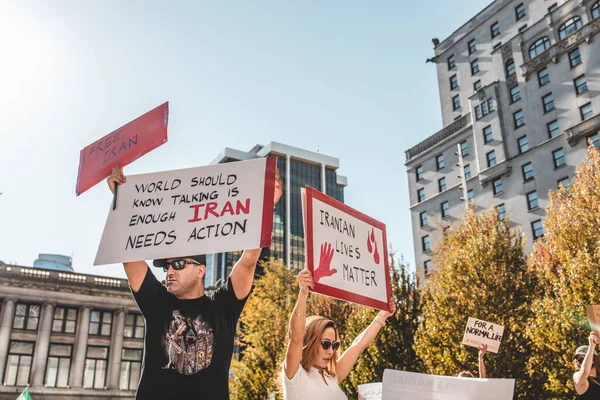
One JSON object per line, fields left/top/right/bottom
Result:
{"left": 313, "top": 242, "right": 337, "bottom": 283}
{"left": 367, "top": 227, "right": 380, "bottom": 264}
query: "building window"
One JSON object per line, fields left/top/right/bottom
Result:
{"left": 420, "top": 211, "right": 428, "bottom": 227}
{"left": 52, "top": 307, "right": 77, "bottom": 334}
{"left": 553, "top": 148, "right": 566, "bottom": 168}
{"left": 515, "top": 3, "right": 526, "bottom": 20}
{"left": 464, "top": 164, "right": 472, "bottom": 179}
{"left": 548, "top": 3, "right": 558, "bottom": 13}
{"left": 475, "top": 98, "right": 494, "bottom": 120}
{"left": 4, "top": 341, "right": 34, "bottom": 386}
{"left": 487, "top": 150, "right": 497, "bottom": 167}
{"left": 483, "top": 126, "right": 493, "bottom": 143}
{"left": 120, "top": 348, "right": 143, "bottom": 391}
{"left": 436, "top": 154, "right": 445, "bottom": 170}
{"left": 528, "top": 192, "right": 540, "bottom": 211}
{"left": 448, "top": 54, "right": 456, "bottom": 70}
{"left": 588, "top": 133, "right": 600, "bottom": 148}
{"left": 505, "top": 59, "right": 516, "bottom": 77}
{"left": 580, "top": 103, "right": 593, "bottom": 121}
{"left": 559, "top": 16, "right": 583, "bottom": 40}
{"left": 471, "top": 59, "right": 480, "bottom": 75}
{"left": 569, "top": 48, "right": 582, "bottom": 67}
{"left": 510, "top": 85, "right": 521, "bottom": 103}
{"left": 532, "top": 220, "right": 544, "bottom": 240}
{"left": 537, "top": 67, "right": 550, "bottom": 86}
{"left": 530, "top": 37, "right": 551, "bottom": 59}
{"left": 491, "top": 22, "right": 501, "bottom": 38}
{"left": 574, "top": 75, "right": 588, "bottom": 95}
{"left": 417, "top": 188, "right": 425, "bottom": 203}
{"left": 416, "top": 165, "right": 424, "bottom": 181}
{"left": 473, "top": 80, "right": 482, "bottom": 91}
{"left": 468, "top": 39, "right": 477, "bottom": 55}
{"left": 593, "top": 2, "right": 600, "bottom": 19}
{"left": 548, "top": 120, "right": 560, "bottom": 138}
{"left": 89, "top": 310, "right": 112, "bottom": 337}
{"left": 514, "top": 109, "right": 525, "bottom": 128}
{"left": 45, "top": 344, "right": 72, "bottom": 388}
{"left": 124, "top": 314, "right": 145, "bottom": 339}
{"left": 450, "top": 75, "right": 458, "bottom": 90}
{"left": 522, "top": 162, "right": 534, "bottom": 181}
{"left": 424, "top": 260, "right": 432, "bottom": 276}
{"left": 558, "top": 176, "right": 571, "bottom": 188}
{"left": 493, "top": 178, "right": 504, "bottom": 195}
{"left": 497, "top": 204, "right": 506, "bottom": 221}
{"left": 441, "top": 201, "right": 450, "bottom": 218}
{"left": 422, "top": 236, "right": 431, "bottom": 252}
{"left": 452, "top": 95, "right": 461, "bottom": 110}
{"left": 438, "top": 177, "right": 447, "bottom": 193}
{"left": 461, "top": 141, "right": 469, "bottom": 157}
{"left": 542, "top": 93, "right": 555, "bottom": 112}
{"left": 13, "top": 303, "right": 40, "bottom": 331}
{"left": 519, "top": 24, "right": 529, "bottom": 33}
{"left": 467, "top": 189, "right": 474, "bottom": 202}
{"left": 84, "top": 346, "right": 109, "bottom": 389}
{"left": 518, "top": 136, "right": 529, "bottom": 154}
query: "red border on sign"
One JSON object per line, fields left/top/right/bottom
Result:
{"left": 305, "top": 186, "right": 391, "bottom": 312}
{"left": 259, "top": 156, "right": 277, "bottom": 248}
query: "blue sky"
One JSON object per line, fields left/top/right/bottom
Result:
{"left": 0, "top": 0, "right": 491, "bottom": 279}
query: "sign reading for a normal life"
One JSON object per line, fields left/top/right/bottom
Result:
{"left": 303, "top": 186, "right": 391, "bottom": 311}
{"left": 94, "top": 157, "right": 276, "bottom": 265}
{"left": 382, "top": 369, "right": 515, "bottom": 400}
{"left": 76, "top": 102, "right": 169, "bottom": 196}
{"left": 462, "top": 317, "right": 505, "bottom": 354}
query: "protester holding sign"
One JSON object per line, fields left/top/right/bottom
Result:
{"left": 458, "top": 344, "right": 488, "bottom": 378}
{"left": 573, "top": 331, "right": 600, "bottom": 399}
{"left": 282, "top": 268, "right": 395, "bottom": 400}
{"left": 107, "top": 167, "right": 282, "bottom": 400}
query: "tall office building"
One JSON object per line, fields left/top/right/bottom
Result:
{"left": 206, "top": 142, "right": 347, "bottom": 285}
{"left": 406, "top": 0, "right": 600, "bottom": 281}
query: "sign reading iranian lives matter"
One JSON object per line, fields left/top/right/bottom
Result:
{"left": 462, "top": 317, "right": 505, "bottom": 354}
{"left": 76, "top": 102, "right": 169, "bottom": 196}
{"left": 303, "top": 186, "right": 391, "bottom": 311}
{"left": 586, "top": 305, "right": 600, "bottom": 335}
{"left": 94, "top": 157, "right": 276, "bottom": 265}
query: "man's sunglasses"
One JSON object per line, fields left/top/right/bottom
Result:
{"left": 321, "top": 340, "right": 340, "bottom": 352}
{"left": 163, "top": 259, "right": 202, "bottom": 273}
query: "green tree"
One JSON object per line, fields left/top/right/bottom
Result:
{"left": 339, "top": 255, "right": 422, "bottom": 397}
{"left": 526, "top": 145, "right": 600, "bottom": 398}
{"left": 414, "top": 204, "right": 541, "bottom": 398}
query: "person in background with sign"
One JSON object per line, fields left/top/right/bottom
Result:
{"left": 107, "top": 167, "right": 282, "bottom": 400}
{"left": 573, "top": 331, "right": 600, "bottom": 398}
{"left": 282, "top": 268, "right": 395, "bottom": 400}
{"left": 458, "top": 344, "right": 488, "bottom": 379}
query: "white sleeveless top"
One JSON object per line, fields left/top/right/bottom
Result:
{"left": 282, "top": 365, "right": 348, "bottom": 400}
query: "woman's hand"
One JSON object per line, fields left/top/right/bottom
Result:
{"left": 297, "top": 268, "right": 314, "bottom": 294}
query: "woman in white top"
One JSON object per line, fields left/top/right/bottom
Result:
{"left": 282, "top": 268, "right": 396, "bottom": 400}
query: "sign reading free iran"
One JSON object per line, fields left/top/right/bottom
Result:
{"left": 94, "top": 157, "right": 276, "bottom": 265}
{"left": 303, "top": 186, "right": 391, "bottom": 312}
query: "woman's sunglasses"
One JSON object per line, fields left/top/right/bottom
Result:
{"left": 163, "top": 259, "right": 202, "bottom": 273}
{"left": 321, "top": 340, "right": 340, "bottom": 352}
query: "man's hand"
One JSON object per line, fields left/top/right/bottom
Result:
{"left": 107, "top": 167, "right": 126, "bottom": 193}
{"left": 274, "top": 168, "right": 283, "bottom": 205}
{"left": 313, "top": 242, "right": 336, "bottom": 283}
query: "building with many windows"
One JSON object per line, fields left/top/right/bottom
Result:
{"left": 0, "top": 262, "right": 142, "bottom": 400}
{"left": 406, "top": 0, "right": 600, "bottom": 281}
{"left": 206, "top": 142, "right": 347, "bottom": 285}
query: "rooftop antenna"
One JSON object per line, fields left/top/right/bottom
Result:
{"left": 316, "top": 145, "right": 320, "bottom": 153}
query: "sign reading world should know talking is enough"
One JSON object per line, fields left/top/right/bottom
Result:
{"left": 94, "top": 157, "right": 276, "bottom": 265}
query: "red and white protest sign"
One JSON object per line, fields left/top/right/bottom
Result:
{"left": 303, "top": 186, "right": 391, "bottom": 311}
{"left": 94, "top": 157, "right": 276, "bottom": 265}
{"left": 76, "top": 102, "right": 169, "bottom": 196}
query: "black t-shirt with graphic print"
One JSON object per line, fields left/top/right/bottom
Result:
{"left": 132, "top": 268, "right": 248, "bottom": 399}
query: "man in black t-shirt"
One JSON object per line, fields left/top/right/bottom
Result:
{"left": 107, "top": 167, "right": 282, "bottom": 399}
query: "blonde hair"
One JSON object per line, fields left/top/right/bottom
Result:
{"left": 458, "top": 370, "right": 475, "bottom": 378}
{"left": 300, "top": 316, "right": 339, "bottom": 377}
